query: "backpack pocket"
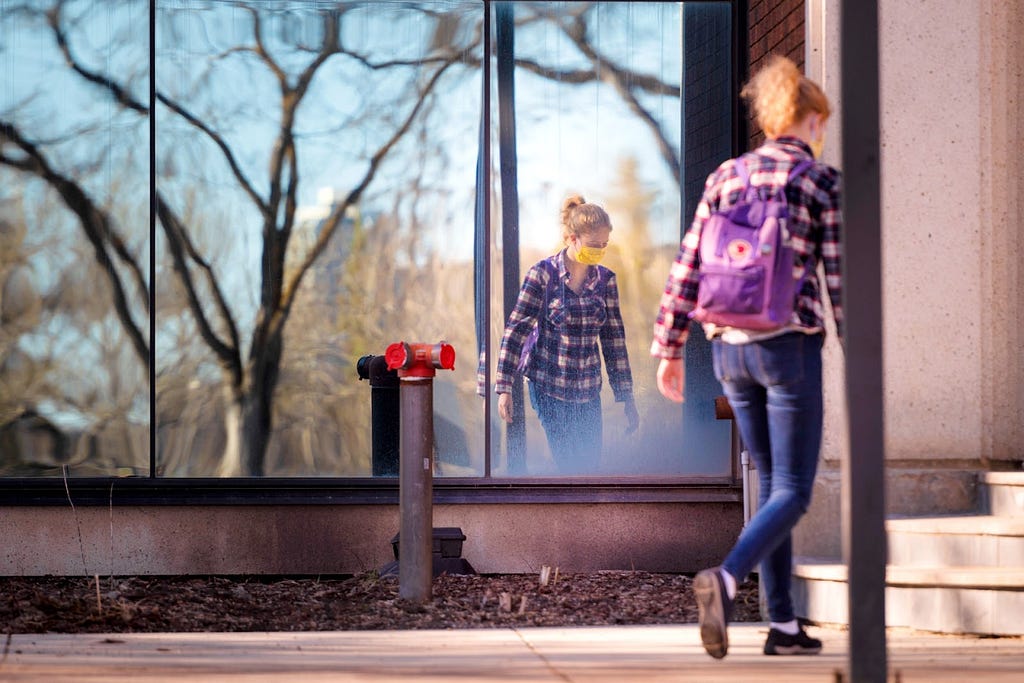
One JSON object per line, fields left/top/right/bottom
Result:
{"left": 516, "top": 324, "right": 540, "bottom": 374}
{"left": 696, "top": 263, "right": 766, "bottom": 316}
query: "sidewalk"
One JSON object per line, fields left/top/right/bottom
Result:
{"left": 2, "top": 623, "right": 1023, "bottom": 682}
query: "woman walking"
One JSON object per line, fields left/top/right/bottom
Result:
{"left": 651, "top": 55, "right": 843, "bottom": 658}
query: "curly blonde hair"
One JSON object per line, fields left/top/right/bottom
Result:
{"left": 560, "top": 194, "right": 611, "bottom": 244}
{"left": 741, "top": 55, "right": 831, "bottom": 138}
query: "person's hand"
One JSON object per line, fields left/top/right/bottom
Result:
{"left": 623, "top": 399, "right": 640, "bottom": 435}
{"left": 656, "top": 357, "right": 685, "bottom": 403}
{"left": 497, "top": 392, "right": 514, "bottom": 423}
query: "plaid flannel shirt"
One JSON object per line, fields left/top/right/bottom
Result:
{"left": 494, "top": 250, "right": 634, "bottom": 404}
{"left": 651, "top": 137, "right": 843, "bottom": 359}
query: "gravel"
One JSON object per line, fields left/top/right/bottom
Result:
{"left": 1, "top": 570, "right": 762, "bottom": 634}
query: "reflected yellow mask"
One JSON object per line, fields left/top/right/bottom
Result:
{"left": 574, "top": 245, "right": 606, "bottom": 265}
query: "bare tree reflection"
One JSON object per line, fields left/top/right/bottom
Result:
{"left": 1, "top": 1, "right": 685, "bottom": 478}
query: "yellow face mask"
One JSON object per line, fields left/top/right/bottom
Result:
{"left": 573, "top": 244, "right": 606, "bottom": 265}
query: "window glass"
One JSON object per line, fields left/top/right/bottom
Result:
{"left": 154, "top": 1, "right": 483, "bottom": 477}
{"left": 485, "top": 1, "right": 731, "bottom": 477}
{"left": 1, "top": 0, "right": 735, "bottom": 483}
{"left": 0, "top": 1, "right": 151, "bottom": 477}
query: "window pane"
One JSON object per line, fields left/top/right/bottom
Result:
{"left": 485, "top": 1, "right": 731, "bottom": 477}
{"left": 0, "top": 0, "right": 734, "bottom": 483}
{"left": 154, "top": 1, "right": 483, "bottom": 477}
{"left": 0, "top": 1, "right": 151, "bottom": 477}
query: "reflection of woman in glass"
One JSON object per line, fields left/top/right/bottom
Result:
{"left": 493, "top": 195, "right": 639, "bottom": 474}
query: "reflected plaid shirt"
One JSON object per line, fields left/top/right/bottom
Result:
{"left": 651, "top": 137, "right": 844, "bottom": 359}
{"left": 494, "top": 250, "right": 634, "bottom": 403}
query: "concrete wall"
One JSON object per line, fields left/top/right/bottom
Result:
{"left": 796, "top": 0, "right": 1024, "bottom": 559}
{"left": 0, "top": 502, "right": 742, "bottom": 576}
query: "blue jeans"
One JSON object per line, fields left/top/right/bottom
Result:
{"left": 712, "top": 332, "right": 824, "bottom": 623}
{"left": 528, "top": 382, "right": 602, "bottom": 474}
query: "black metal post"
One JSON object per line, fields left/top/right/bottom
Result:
{"left": 495, "top": 2, "right": 524, "bottom": 474}
{"left": 148, "top": 0, "right": 157, "bottom": 479}
{"left": 839, "top": 1, "right": 888, "bottom": 680}
{"left": 356, "top": 355, "right": 400, "bottom": 477}
{"left": 475, "top": 0, "right": 493, "bottom": 477}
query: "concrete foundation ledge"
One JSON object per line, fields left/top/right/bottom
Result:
{"left": 0, "top": 501, "right": 743, "bottom": 576}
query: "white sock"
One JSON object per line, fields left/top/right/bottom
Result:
{"left": 770, "top": 619, "right": 800, "bottom": 635}
{"left": 719, "top": 568, "right": 737, "bottom": 600}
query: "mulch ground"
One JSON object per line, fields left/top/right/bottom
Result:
{"left": 1, "top": 571, "right": 762, "bottom": 633}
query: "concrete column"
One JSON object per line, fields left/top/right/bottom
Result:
{"left": 796, "top": 0, "right": 1024, "bottom": 561}
{"left": 979, "top": 2, "right": 1024, "bottom": 465}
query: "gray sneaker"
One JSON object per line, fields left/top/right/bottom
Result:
{"left": 693, "top": 567, "right": 733, "bottom": 659}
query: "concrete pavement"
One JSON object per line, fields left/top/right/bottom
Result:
{"left": 2, "top": 623, "right": 1023, "bottom": 682}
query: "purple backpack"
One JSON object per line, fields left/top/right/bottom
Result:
{"left": 515, "top": 260, "right": 556, "bottom": 374}
{"left": 690, "top": 157, "right": 812, "bottom": 331}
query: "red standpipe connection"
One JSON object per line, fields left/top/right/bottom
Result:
{"left": 385, "top": 341, "right": 456, "bottom": 378}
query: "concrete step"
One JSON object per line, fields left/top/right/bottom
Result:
{"left": 885, "top": 514, "right": 1024, "bottom": 567}
{"left": 792, "top": 558, "right": 1024, "bottom": 636}
{"left": 983, "top": 471, "right": 1024, "bottom": 517}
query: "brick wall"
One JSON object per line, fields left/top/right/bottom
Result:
{"left": 746, "top": 0, "right": 805, "bottom": 147}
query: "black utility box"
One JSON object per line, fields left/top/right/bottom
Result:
{"left": 390, "top": 527, "right": 466, "bottom": 559}
{"left": 381, "top": 526, "right": 474, "bottom": 577}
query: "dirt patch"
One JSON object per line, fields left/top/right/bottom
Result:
{"left": 1, "top": 571, "right": 762, "bottom": 633}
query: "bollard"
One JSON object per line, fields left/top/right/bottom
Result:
{"left": 356, "top": 354, "right": 400, "bottom": 476}
{"left": 385, "top": 341, "right": 456, "bottom": 603}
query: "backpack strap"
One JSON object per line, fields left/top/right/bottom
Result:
{"left": 734, "top": 157, "right": 751, "bottom": 188}
{"left": 541, "top": 257, "right": 559, "bottom": 294}
{"left": 737, "top": 156, "right": 812, "bottom": 198}
{"left": 536, "top": 257, "right": 559, "bottom": 316}
{"left": 787, "top": 159, "right": 813, "bottom": 183}
{"left": 736, "top": 157, "right": 764, "bottom": 203}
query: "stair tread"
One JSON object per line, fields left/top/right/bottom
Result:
{"left": 794, "top": 559, "right": 1024, "bottom": 588}
{"left": 886, "top": 514, "right": 1024, "bottom": 535}
{"left": 982, "top": 471, "right": 1024, "bottom": 485}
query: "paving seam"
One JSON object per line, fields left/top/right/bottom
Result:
{"left": 513, "top": 628, "right": 575, "bottom": 683}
